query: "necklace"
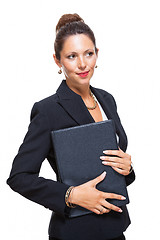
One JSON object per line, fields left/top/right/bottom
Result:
{"left": 87, "top": 90, "right": 97, "bottom": 110}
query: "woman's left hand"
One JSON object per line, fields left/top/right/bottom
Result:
{"left": 100, "top": 148, "right": 132, "bottom": 176}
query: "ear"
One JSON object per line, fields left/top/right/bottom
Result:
{"left": 53, "top": 54, "right": 62, "bottom": 68}
{"left": 95, "top": 48, "right": 99, "bottom": 67}
{"left": 96, "top": 48, "right": 99, "bottom": 58}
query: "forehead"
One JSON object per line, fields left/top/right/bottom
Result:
{"left": 61, "top": 34, "right": 95, "bottom": 53}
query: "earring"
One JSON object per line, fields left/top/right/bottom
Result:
{"left": 95, "top": 65, "right": 98, "bottom": 68}
{"left": 58, "top": 68, "right": 62, "bottom": 74}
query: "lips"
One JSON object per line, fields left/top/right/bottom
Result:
{"left": 77, "top": 71, "right": 89, "bottom": 78}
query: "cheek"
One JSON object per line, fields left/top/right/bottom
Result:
{"left": 88, "top": 54, "right": 97, "bottom": 66}
{"left": 62, "top": 61, "right": 76, "bottom": 74}
{"left": 89, "top": 58, "right": 97, "bottom": 69}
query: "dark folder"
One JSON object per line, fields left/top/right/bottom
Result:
{"left": 51, "top": 120, "right": 129, "bottom": 218}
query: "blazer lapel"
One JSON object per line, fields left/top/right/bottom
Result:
{"left": 90, "top": 86, "right": 113, "bottom": 120}
{"left": 91, "top": 86, "right": 127, "bottom": 151}
{"left": 56, "top": 80, "right": 95, "bottom": 125}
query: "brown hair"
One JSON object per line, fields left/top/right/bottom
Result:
{"left": 54, "top": 13, "right": 98, "bottom": 61}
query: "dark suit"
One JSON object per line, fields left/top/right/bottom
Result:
{"left": 7, "top": 80, "right": 135, "bottom": 240}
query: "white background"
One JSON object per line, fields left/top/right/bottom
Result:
{"left": 1, "top": 0, "right": 160, "bottom": 239}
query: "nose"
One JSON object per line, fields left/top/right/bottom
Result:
{"left": 78, "top": 56, "right": 86, "bottom": 70}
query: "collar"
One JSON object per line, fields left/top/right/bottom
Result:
{"left": 56, "top": 80, "right": 95, "bottom": 125}
{"left": 56, "top": 80, "right": 127, "bottom": 151}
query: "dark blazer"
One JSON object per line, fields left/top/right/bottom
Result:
{"left": 7, "top": 80, "right": 135, "bottom": 240}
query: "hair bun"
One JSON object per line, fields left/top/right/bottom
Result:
{"left": 56, "top": 13, "right": 84, "bottom": 33}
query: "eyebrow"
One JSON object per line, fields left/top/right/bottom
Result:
{"left": 84, "top": 48, "right": 95, "bottom": 52}
{"left": 66, "top": 48, "right": 95, "bottom": 55}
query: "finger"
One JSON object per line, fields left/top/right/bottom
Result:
{"left": 92, "top": 208, "right": 102, "bottom": 215}
{"left": 90, "top": 171, "right": 106, "bottom": 187}
{"left": 103, "top": 192, "right": 126, "bottom": 201}
{"left": 118, "top": 147, "right": 127, "bottom": 156}
{"left": 106, "top": 202, "right": 123, "bottom": 213}
{"left": 98, "top": 207, "right": 104, "bottom": 215}
{"left": 100, "top": 199, "right": 123, "bottom": 213}
{"left": 104, "top": 208, "right": 111, "bottom": 213}
{"left": 93, "top": 208, "right": 110, "bottom": 215}
{"left": 102, "top": 161, "right": 124, "bottom": 169}
{"left": 100, "top": 156, "right": 124, "bottom": 163}
{"left": 97, "top": 206, "right": 110, "bottom": 214}
{"left": 100, "top": 156, "right": 125, "bottom": 164}
{"left": 112, "top": 167, "right": 129, "bottom": 176}
{"left": 103, "top": 149, "right": 124, "bottom": 157}
{"left": 100, "top": 201, "right": 112, "bottom": 213}
{"left": 118, "top": 147, "right": 123, "bottom": 152}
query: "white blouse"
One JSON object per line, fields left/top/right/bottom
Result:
{"left": 93, "top": 94, "right": 119, "bottom": 143}
{"left": 93, "top": 94, "right": 108, "bottom": 121}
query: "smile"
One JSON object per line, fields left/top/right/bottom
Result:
{"left": 76, "top": 71, "right": 89, "bottom": 78}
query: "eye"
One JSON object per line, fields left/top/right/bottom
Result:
{"left": 86, "top": 51, "right": 94, "bottom": 57}
{"left": 67, "top": 54, "right": 76, "bottom": 59}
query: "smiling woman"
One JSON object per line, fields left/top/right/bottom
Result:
{"left": 53, "top": 34, "right": 98, "bottom": 91}
{"left": 7, "top": 13, "right": 135, "bottom": 240}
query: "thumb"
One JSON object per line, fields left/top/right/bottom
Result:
{"left": 91, "top": 171, "right": 106, "bottom": 187}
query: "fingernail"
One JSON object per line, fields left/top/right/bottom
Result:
{"left": 118, "top": 209, "right": 123, "bottom": 213}
{"left": 100, "top": 156, "right": 106, "bottom": 160}
{"left": 101, "top": 171, "right": 106, "bottom": 177}
{"left": 102, "top": 161, "right": 107, "bottom": 165}
{"left": 103, "top": 150, "right": 109, "bottom": 154}
{"left": 121, "top": 196, "right": 126, "bottom": 200}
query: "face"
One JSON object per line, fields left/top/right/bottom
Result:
{"left": 54, "top": 34, "right": 98, "bottom": 89}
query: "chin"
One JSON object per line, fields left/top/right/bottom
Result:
{"left": 77, "top": 72, "right": 94, "bottom": 85}
{"left": 77, "top": 78, "right": 91, "bottom": 87}
{"left": 67, "top": 76, "right": 89, "bottom": 87}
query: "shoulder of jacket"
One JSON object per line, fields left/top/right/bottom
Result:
{"left": 30, "top": 93, "right": 58, "bottom": 117}
{"left": 92, "top": 86, "right": 115, "bottom": 99}
{"left": 92, "top": 86, "right": 117, "bottom": 110}
{"left": 38, "top": 93, "right": 58, "bottom": 105}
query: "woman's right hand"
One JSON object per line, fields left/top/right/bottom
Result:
{"left": 69, "top": 171, "right": 126, "bottom": 215}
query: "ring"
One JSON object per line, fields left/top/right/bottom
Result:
{"left": 99, "top": 208, "right": 103, "bottom": 214}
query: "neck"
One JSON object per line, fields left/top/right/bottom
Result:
{"left": 66, "top": 79, "right": 91, "bottom": 100}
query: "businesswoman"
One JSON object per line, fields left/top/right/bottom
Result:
{"left": 7, "top": 14, "right": 135, "bottom": 240}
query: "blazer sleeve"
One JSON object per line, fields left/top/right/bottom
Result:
{"left": 110, "top": 94, "right": 136, "bottom": 186}
{"left": 7, "top": 102, "right": 70, "bottom": 217}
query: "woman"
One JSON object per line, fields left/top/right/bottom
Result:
{"left": 7, "top": 14, "right": 135, "bottom": 240}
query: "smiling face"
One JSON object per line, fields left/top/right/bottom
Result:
{"left": 54, "top": 34, "right": 98, "bottom": 90}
